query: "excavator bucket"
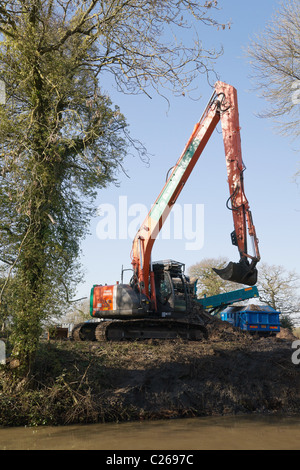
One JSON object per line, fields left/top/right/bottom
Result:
{"left": 213, "top": 260, "right": 258, "bottom": 286}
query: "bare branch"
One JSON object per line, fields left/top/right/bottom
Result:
{"left": 247, "top": 0, "right": 300, "bottom": 140}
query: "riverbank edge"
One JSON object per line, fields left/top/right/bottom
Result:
{"left": 0, "top": 334, "right": 299, "bottom": 428}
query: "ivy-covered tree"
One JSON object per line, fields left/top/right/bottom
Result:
{"left": 0, "top": 0, "right": 228, "bottom": 374}
{"left": 0, "top": 2, "right": 130, "bottom": 373}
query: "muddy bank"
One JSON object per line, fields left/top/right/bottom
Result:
{"left": 0, "top": 319, "right": 299, "bottom": 427}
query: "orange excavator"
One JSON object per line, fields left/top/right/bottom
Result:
{"left": 72, "top": 81, "right": 260, "bottom": 341}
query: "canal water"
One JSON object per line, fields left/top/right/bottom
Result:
{"left": 0, "top": 415, "right": 299, "bottom": 450}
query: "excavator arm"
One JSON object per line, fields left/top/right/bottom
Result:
{"left": 212, "top": 82, "right": 260, "bottom": 285}
{"left": 131, "top": 81, "right": 260, "bottom": 307}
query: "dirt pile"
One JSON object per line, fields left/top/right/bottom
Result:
{"left": 276, "top": 328, "right": 298, "bottom": 341}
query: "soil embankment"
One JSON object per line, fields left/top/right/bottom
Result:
{"left": 1, "top": 317, "right": 299, "bottom": 427}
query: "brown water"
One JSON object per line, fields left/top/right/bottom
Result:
{"left": 0, "top": 415, "right": 299, "bottom": 450}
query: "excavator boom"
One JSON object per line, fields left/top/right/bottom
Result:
{"left": 131, "top": 81, "right": 260, "bottom": 305}
{"left": 131, "top": 88, "right": 220, "bottom": 303}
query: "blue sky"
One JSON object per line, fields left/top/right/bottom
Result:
{"left": 76, "top": 0, "right": 300, "bottom": 300}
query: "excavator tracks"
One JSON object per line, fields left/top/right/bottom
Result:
{"left": 72, "top": 319, "right": 208, "bottom": 342}
{"left": 71, "top": 322, "right": 98, "bottom": 341}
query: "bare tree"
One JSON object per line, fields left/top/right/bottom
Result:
{"left": 188, "top": 257, "right": 242, "bottom": 298}
{"left": 247, "top": 0, "right": 300, "bottom": 140}
{"left": 61, "top": 299, "right": 90, "bottom": 325}
{"left": 256, "top": 262, "right": 300, "bottom": 325}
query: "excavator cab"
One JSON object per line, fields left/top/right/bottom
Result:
{"left": 213, "top": 258, "right": 258, "bottom": 287}
{"left": 152, "top": 260, "right": 193, "bottom": 316}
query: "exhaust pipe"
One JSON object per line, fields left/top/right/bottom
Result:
{"left": 213, "top": 258, "right": 258, "bottom": 286}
